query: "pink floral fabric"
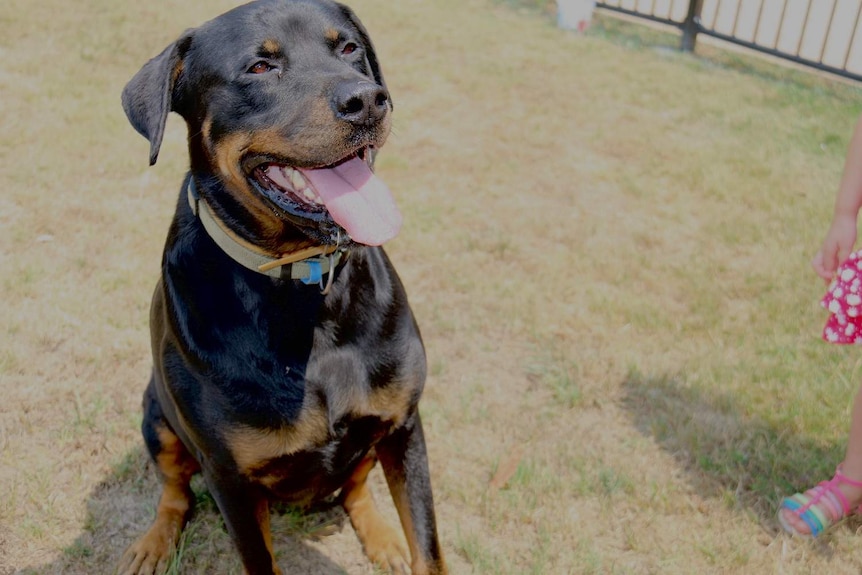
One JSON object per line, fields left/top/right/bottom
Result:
{"left": 823, "top": 250, "right": 862, "bottom": 344}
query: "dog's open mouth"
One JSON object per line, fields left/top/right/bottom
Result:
{"left": 251, "top": 149, "right": 402, "bottom": 247}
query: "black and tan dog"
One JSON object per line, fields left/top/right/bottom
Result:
{"left": 118, "top": 1, "right": 446, "bottom": 573}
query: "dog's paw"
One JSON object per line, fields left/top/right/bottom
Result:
{"left": 116, "top": 523, "right": 178, "bottom": 575}
{"left": 361, "top": 524, "right": 410, "bottom": 574}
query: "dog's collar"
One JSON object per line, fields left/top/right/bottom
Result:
{"left": 186, "top": 177, "right": 346, "bottom": 288}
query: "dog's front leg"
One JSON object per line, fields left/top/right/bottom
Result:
{"left": 342, "top": 452, "right": 411, "bottom": 573}
{"left": 377, "top": 412, "right": 447, "bottom": 575}
{"left": 202, "top": 468, "right": 282, "bottom": 575}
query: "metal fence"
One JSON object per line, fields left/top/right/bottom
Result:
{"left": 594, "top": 0, "right": 862, "bottom": 83}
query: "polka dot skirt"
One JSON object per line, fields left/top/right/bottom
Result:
{"left": 823, "top": 251, "right": 862, "bottom": 344}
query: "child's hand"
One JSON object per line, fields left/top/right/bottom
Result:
{"left": 813, "top": 214, "right": 858, "bottom": 282}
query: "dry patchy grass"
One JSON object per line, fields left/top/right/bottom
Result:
{"left": 3, "top": 0, "right": 862, "bottom": 573}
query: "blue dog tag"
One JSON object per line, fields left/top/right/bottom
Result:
{"left": 300, "top": 260, "right": 323, "bottom": 285}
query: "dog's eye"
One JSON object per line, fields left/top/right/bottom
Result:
{"left": 341, "top": 42, "right": 358, "bottom": 56}
{"left": 247, "top": 61, "right": 274, "bottom": 74}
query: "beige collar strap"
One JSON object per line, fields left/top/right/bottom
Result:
{"left": 186, "top": 177, "right": 344, "bottom": 282}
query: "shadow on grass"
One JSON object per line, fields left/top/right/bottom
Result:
{"left": 621, "top": 369, "right": 862, "bottom": 536}
{"left": 18, "top": 447, "right": 352, "bottom": 575}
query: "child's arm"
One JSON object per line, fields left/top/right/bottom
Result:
{"left": 812, "top": 114, "right": 862, "bottom": 282}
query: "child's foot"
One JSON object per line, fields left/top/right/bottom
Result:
{"left": 778, "top": 466, "right": 862, "bottom": 537}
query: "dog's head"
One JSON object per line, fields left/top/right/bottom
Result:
{"left": 123, "top": 0, "right": 400, "bottom": 250}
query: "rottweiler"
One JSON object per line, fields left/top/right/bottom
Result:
{"left": 117, "top": 1, "right": 446, "bottom": 574}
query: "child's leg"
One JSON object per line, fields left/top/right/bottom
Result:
{"left": 841, "top": 380, "right": 862, "bottom": 478}
{"left": 780, "top": 380, "right": 862, "bottom": 535}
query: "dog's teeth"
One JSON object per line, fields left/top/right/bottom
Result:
{"left": 290, "top": 170, "right": 306, "bottom": 191}
{"left": 302, "top": 188, "right": 316, "bottom": 201}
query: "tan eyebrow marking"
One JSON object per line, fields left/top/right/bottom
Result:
{"left": 261, "top": 38, "right": 280, "bottom": 54}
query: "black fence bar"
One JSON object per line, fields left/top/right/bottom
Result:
{"left": 773, "top": 1, "right": 789, "bottom": 50}
{"left": 823, "top": 0, "right": 840, "bottom": 64}
{"left": 843, "top": 2, "right": 862, "bottom": 69}
{"left": 794, "top": 0, "right": 812, "bottom": 57}
{"left": 593, "top": 0, "right": 862, "bottom": 83}
{"left": 681, "top": 0, "right": 704, "bottom": 52}
{"left": 731, "top": 0, "right": 743, "bottom": 38}
{"left": 753, "top": 0, "right": 766, "bottom": 44}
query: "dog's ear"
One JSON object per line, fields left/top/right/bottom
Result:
{"left": 122, "top": 33, "right": 193, "bottom": 165}
{"left": 336, "top": 4, "right": 391, "bottom": 108}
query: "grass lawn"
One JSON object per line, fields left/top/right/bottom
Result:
{"left": 2, "top": 0, "right": 862, "bottom": 573}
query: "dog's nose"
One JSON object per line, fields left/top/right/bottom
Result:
{"left": 333, "top": 81, "right": 389, "bottom": 127}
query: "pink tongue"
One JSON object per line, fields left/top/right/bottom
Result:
{"left": 300, "top": 157, "right": 401, "bottom": 246}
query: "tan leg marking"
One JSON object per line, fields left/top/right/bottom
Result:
{"left": 342, "top": 454, "right": 410, "bottom": 574}
{"left": 118, "top": 426, "right": 199, "bottom": 575}
{"left": 253, "top": 496, "right": 283, "bottom": 575}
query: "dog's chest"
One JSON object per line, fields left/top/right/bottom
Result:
{"left": 223, "top": 379, "right": 415, "bottom": 500}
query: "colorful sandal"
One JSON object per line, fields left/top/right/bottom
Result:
{"left": 778, "top": 467, "right": 862, "bottom": 537}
